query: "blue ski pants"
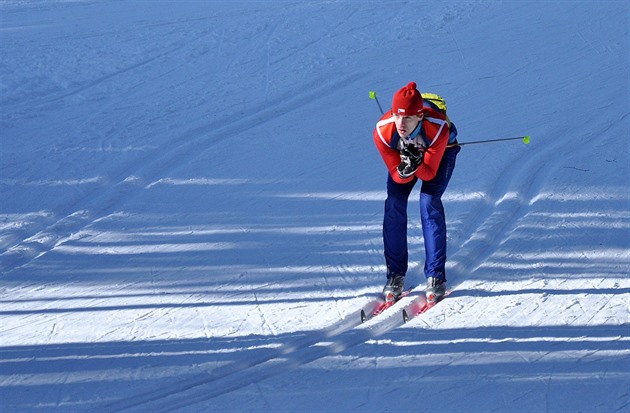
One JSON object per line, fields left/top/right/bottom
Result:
{"left": 383, "top": 145, "right": 460, "bottom": 280}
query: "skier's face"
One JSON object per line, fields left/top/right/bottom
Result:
{"left": 393, "top": 113, "right": 423, "bottom": 138}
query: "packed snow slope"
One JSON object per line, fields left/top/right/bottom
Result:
{"left": 1, "top": 1, "right": 629, "bottom": 412}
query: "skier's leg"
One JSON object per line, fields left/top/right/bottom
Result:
{"left": 383, "top": 174, "right": 416, "bottom": 276}
{"left": 420, "top": 146, "right": 460, "bottom": 281}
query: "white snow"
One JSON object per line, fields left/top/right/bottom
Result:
{"left": 1, "top": 1, "right": 628, "bottom": 412}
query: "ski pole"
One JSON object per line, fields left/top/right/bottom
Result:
{"left": 448, "top": 135, "right": 531, "bottom": 147}
{"left": 369, "top": 91, "right": 384, "bottom": 114}
{"left": 368, "top": 90, "right": 530, "bottom": 147}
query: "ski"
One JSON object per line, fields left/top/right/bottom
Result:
{"left": 401, "top": 290, "right": 451, "bottom": 323}
{"left": 360, "top": 289, "right": 412, "bottom": 322}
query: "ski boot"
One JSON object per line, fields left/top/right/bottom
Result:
{"left": 426, "top": 277, "right": 446, "bottom": 303}
{"left": 383, "top": 274, "right": 405, "bottom": 302}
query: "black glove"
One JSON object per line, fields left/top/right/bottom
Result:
{"left": 397, "top": 143, "right": 423, "bottom": 179}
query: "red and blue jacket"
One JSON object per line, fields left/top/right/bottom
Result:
{"left": 373, "top": 105, "right": 456, "bottom": 184}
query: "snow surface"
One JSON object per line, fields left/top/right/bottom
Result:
{"left": 1, "top": 1, "right": 629, "bottom": 412}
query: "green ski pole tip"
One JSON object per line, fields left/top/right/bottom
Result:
{"left": 523, "top": 135, "right": 531, "bottom": 144}
{"left": 369, "top": 91, "right": 377, "bottom": 99}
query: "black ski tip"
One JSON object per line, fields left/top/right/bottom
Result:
{"left": 402, "top": 309, "right": 409, "bottom": 323}
{"left": 360, "top": 309, "right": 367, "bottom": 323}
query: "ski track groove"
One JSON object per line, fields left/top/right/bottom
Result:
{"left": 447, "top": 126, "right": 573, "bottom": 282}
{"left": 104, "top": 309, "right": 365, "bottom": 412}
{"left": 0, "top": 72, "right": 366, "bottom": 276}
{"left": 110, "top": 289, "right": 440, "bottom": 411}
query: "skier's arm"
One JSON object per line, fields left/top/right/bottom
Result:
{"left": 373, "top": 129, "right": 415, "bottom": 184}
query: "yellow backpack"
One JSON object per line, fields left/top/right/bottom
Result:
{"left": 422, "top": 92, "right": 452, "bottom": 127}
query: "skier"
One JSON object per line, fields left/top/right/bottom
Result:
{"left": 373, "top": 81, "right": 460, "bottom": 303}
